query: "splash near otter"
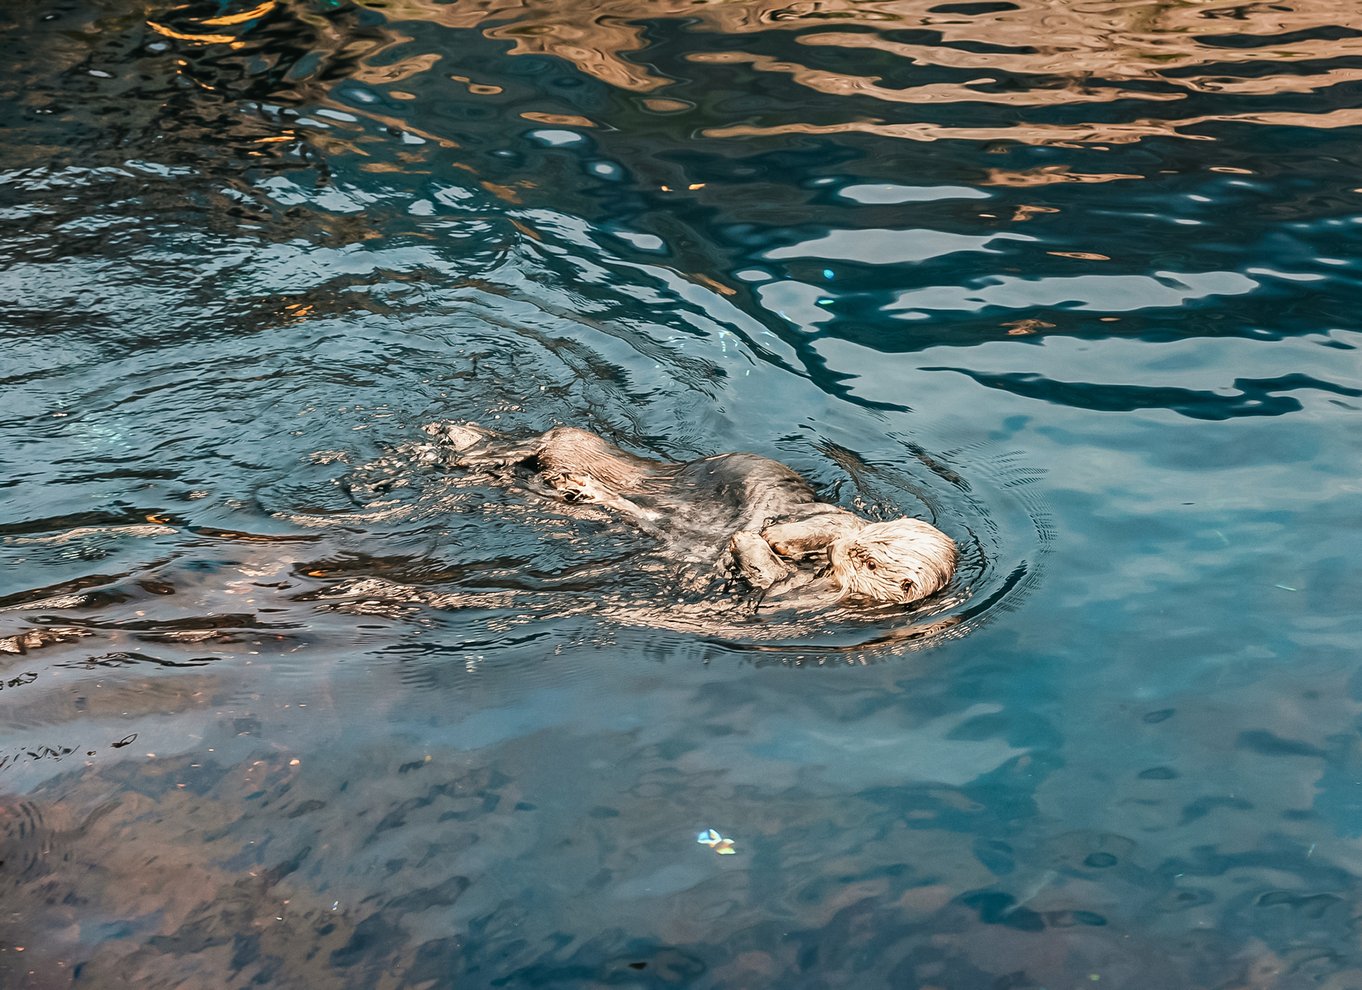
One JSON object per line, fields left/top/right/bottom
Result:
{"left": 425, "top": 423, "right": 958, "bottom": 608}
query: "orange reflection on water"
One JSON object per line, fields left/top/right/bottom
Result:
{"left": 702, "top": 117, "right": 1211, "bottom": 146}
{"left": 361, "top": 0, "right": 1362, "bottom": 145}
{"left": 520, "top": 111, "right": 596, "bottom": 127}
{"left": 197, "top": 1, "right": 278, "bottom": 27}
{"left": 793, "top": 17, "right": 1362, "bottom": 87}
{"left": 985, "top": 167, "right": 1145, "bottom": 186}
{"left": 687, "top": 50, "right": 1182, "bottom": 107}
{"left": 145, "top": 20, "right": 237, "bottom": 45}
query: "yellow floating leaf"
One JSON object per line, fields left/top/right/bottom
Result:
{"left": 1047, "top": 251, "right": 1110, "bottom": 261}
{"left": 692, "top": 273, "right": 736, "bottom": 297}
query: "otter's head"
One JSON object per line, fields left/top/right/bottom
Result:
{"left": 826, "top": 519, "right": 957, "bottom": 605}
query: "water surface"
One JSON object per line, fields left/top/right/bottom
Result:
{"left": 3, "top": 0, "right": 1362, "bottom": 986}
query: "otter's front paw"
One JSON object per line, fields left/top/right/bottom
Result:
{"left": 761, "top": 510, "right": 865, "bottom": 558}
{"left": 729, "top": 531, "right": 794, "bottom": 590}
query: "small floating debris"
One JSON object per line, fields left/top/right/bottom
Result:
{"left": 1001, "top": 318, "right": 1055, "bottom": 336}
{"left": 697, "top": 828, "right": 736, "bottom": 855}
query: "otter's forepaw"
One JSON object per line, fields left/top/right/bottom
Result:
{"left": 761, "top": 511, "right": 866, "bottom": 559}
{"left": 729, "top": 531, "right": 793, "bottom": 591}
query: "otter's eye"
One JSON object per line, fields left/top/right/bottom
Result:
{"left": 865, "top": 559, "right": 876, "bottom": 571}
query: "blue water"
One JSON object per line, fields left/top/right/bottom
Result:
{"left": 3, "top": 0, "right": 1362, "bottom": 986}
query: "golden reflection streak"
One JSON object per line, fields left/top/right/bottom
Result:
{"left": 710, "top": 102, "right": 1362, "bottom": 145}
{"left": 643, "top": 98, "right": 691, "bottom": 112}
{"left": 363, "top": 0, "right": 1362, "bottom": 100}
{"left": 352, "top": 52, "right": 442, "bottom": 86}
{"left": 494, "top": 33, "right": 662, "bottom": 92}
{"left": 450, "top": 73, "right": 504, "bottom": 95}
{"left": 1177, "top": 106, "right": 1362, "bottom": 131}
{"left": 521, "top": 112, "right": 597, "bottom": 127}
{"left": 145, "top": 20, "right": 236, "bottom": 45}
{"left": 358, "top": 0, "right": 660, "bottom": 91}
{"left": 702, "top": 118, "right": 1213, "bottom": 146}
{"left": 158, "top": 0, "right": 1362, "bottom": 153}
{"left": 1174, "top": 67, "right": 1362, "bottom": 96}
{"left": 687, "top": 50, "right": 1183, "bottom": 106}
{"left": 797, "top": 26, "right": 1362, "bottom": 86}
{"left": 197, "top": 1, "right": 277, "bottom": 27}
{"left": 1012, "top": 205, "right": 1060, "bottom": 221}
{"left": 146, "top": 2, "right": 453, "bottom": 162}
{"left": 985, "top": 167, "right": 1144, "bottom": 186}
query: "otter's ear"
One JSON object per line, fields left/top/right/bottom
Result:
{"left": 900, "top": 579, "right": 915, "bottom": 595}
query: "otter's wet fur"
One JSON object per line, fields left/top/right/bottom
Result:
{"left": 428, "top": 423, "right": 957, "bottom": 608}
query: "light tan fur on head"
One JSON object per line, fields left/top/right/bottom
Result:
{"left": 826, "top": 518, "right": 957, "bottom": 605}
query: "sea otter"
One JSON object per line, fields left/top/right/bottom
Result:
{"left": 425, "top": 423, "right": 957, "bottom": 607}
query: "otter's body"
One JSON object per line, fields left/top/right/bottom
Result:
{"left": 430, "top": 424, "right": 957, "bottom": 607}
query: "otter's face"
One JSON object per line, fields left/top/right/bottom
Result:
{"left": 826, "top": 519, "right": 957, "bottom": 605}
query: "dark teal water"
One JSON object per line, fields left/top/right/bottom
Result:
{"left": 3, "top": 0, "right": 1362, "bottom": 986}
